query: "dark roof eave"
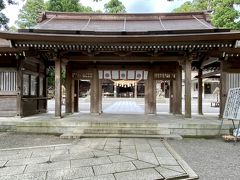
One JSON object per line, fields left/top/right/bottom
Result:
{"left": 0, "top": 31, "right": 240, "bottom": 44}
{"left": 18, "top": 28, "right": 230, "bottom": 36}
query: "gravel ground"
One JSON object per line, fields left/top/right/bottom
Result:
{"left": 1, "top": 133, "right": 239, "bottom": 179}
{"left": 169, "top": 138, "right": 240, "bottom": 180}
{"left": 0, "top": 132, "right": 73, "bottom": 149}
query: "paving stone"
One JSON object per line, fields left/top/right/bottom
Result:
{"left": 93, "top": 162, "right": 136, "bottom": 175}
{"left": 0, "top": 172, "right": 47, "bottom": 180}
{"left": 25, "top": 161, "right": 70, "bottom": 173}
{"left": 69, "top": 147, "right": 92, "bottom": 154}
{"left": 155, "top": 166, "right": 187, "bottom": 178}
{"left": 120, "top": 139, "right": 135, "bottom": 146}
{"left": 135, "top": 144, "right": 152, "bottom": 153}
{"left": 104, "top": 148, "right": 119, "bottom": 154}
{"left": 76, "top": 174, "right": 115, "bottom": 180}
{"left": 0, "top": 160, "right": 7, "bottom": 167}
{"left": 6, "top": 156, "right": 50, "bottom": 166}
{"left": 0, "top": 165, "right": 25, "bottom": 176}
{"left": 0, "top": 153, "right": 32, "bottom": 161}
{"left": 132, "top": 160, "right": 156, "bottom": 169}
{"left": 162, "top": 165, "right": 186, "bottom": 173}
{"left": 157, "top": 157, "right": 179, "bottom": 166}
{"left": 71, "top": 157, "right": 111, "bottom": 168}
{"left": 54, "top": 145, "right": 72, "bottom": 150}
{"left": 50, "top": 152, "right": 94, "bottom": 162}
{"left": 152, "top": 147, "right": 172, "bottom": 157}
{"left": 47, "top": 167, "right": 94, "bottom": 180}
{"left": 120, "top": 153, "right": 137, "bottom": 159}
{"left": 114, "top": 168, "right": 163, "bottom": 180}
{"left": 31, "top": 149, "right": 68, "bottom": 158}
{"left": 109, "top": 155, "right": 134, "bottom": 163}
{"left": 0, "top": 150, "right": 21, "bottom": 157}
{"left": 148, "top": 140, "right": 165, "bottom": 147}
{"left": 89, "top": 145, "right": 105, "bottom": 150}
{"left": 92, "top": 150, "right": 116, "bottom": 157}
{"left": 120, "top": 146, "right": 136, "bottom": 153}
{"left": 137, "top": 152, "right": 159, "bottom": 165}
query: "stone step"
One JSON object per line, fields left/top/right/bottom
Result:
{"left": 60, "top": 133, "right": 182, "bottom": 140}
{"left": 79, "top": 127, "right": 171, "bottom": 135}
{"left": 89, "top": 122, "right": 165, "bottom": 128}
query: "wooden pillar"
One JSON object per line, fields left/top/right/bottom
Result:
{"left": 65, "top": 64, "right": 72, "bottom": 114}
{"left": 169, "top": 80, "right": 174, "bottom": 113}
{"left": 134, "top": 83, "right": 138, "bottom": 98}
{"left": 114, "top": 84, "right": 117, "bottom": 97}
{"left": 55, "top": 58, "right": 62, "bottom": 117}
{"left": 175, "top": 65, "right": 182, "bottom": 114}
{"left": 145, "top": 70, "right": 156, "bottom": 114}
{"left": 185, "top": 58, "right": 192, "bottom": 118}
{"left": 198, "top": 69, "right": 203, "bottom": 115}
{"left": 16, "top": 58, "right": 23, "bottom": 117}
{"left": 90, "top": 68, "right": 100, "bottom": 114}
{"left": 220, "top": 61, "right": 227, "bottom": 118}
{"left": 73, "top": 80, "right": 79, "bottom": 112}
{"left": 99, "top": 79, "right": 102, "bottom": 114}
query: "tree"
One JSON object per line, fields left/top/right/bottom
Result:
{"left": 173, "top": 0, "right": 240, "bottom": 29}
{"left": 104, "top": 0, "right": 126, "bottom": 13}
{"left": 0, "top": 0, "right": 16, "bottom": 30}
{"left": 46, "top": 0, "right": 93, "bottom": 12}
{"left": 16, "top": 0, "right": 45, "bottom": 29}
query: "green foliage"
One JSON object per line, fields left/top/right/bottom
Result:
{"left": 0, "top": 0, "right": 16, "bottom": 30}
{"left": 16, "top": 0, "right": 45, "bottom": 29}
{"left": 104, "top": 0, "right": 126, "bottom": 13}
{"left": 46, "top": 0, "right": 93, "bottom": 12}
{"left": 173, "top": 0, "right": 240, "bottom": 29}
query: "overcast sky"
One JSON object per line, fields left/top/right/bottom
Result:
{"left": 3, "top": 0, "right": 191, "bottom": 27}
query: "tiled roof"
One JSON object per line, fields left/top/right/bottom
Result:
{"left": 33, "top": 11, "right": 215, "bottom": 33}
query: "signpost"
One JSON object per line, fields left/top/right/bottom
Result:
{"left": 220, "top": 88, "right": 240, "bottom": 140}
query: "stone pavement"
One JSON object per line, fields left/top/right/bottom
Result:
{"left": 0, "top": 138, "right": 197, "bottom": 180}
{"left": 104, "top": 101, "right": 144, "bottom": 114}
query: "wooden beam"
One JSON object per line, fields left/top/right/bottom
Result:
{"left": 185, "top": 57, "right": 192, "bottom": 118}
{"left": 55, "top": 58, "right": 62, "bottom": 117}
{"left": 64, "top": 55, "right": 183, "bottom": 62}
{"left": 202, "top": 70, "right": 220, "bottom": 78}
{"left": 198, "top": 69, "right": 203, "bottom": 115}
{"left": 201, "top": 57, "right": 219, "bottom": 68}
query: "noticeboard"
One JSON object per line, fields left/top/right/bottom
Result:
{"left": 223, "top": 88, "right": 240, "bottom": 120}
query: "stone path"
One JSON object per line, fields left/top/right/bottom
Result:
{"left": 0, "top": 138, "right": 197, "bottom": 180}
{"left": 104, "top": 101, "right": 144, "bottom": 114}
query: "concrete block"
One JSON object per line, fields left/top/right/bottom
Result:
{"left": 46, "top": 167, "right": 94, "bottom": 180}
{"left": 132, "top": 160, "right": 156, "bottom": 169}
{"left": 6, "top": 156, "right": 50, "bottom": 166}
{"left": 109, "top": 155, "right": 134, "bottom": 163}
{"left": 0, "top": 165, "right": 25, "bottom": 176}
{"left": 93, "top": 162, "right": 136, "bottom": 175}
{"left": 137, "top": 152, "right": 159, "bottom": 165}
{"left": 25, "top": 161, "right": 70, "bottom": 173}
{"left": 171, "top": 128, "right": 197, "bottom": 136}
{"left": 71, "top": 157, "right": 111, "bottom": 168}
{"left": 155, "top": 166, "right": 187, "bottom": 179}
{"left": 76, "top": 174, "right": 115, "bottom": 180}
{"left": 114, "top": 168, "right": 163, "bottom": 180}
{"left": 0, "top": 172, "right": 47, "bottom": 180}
